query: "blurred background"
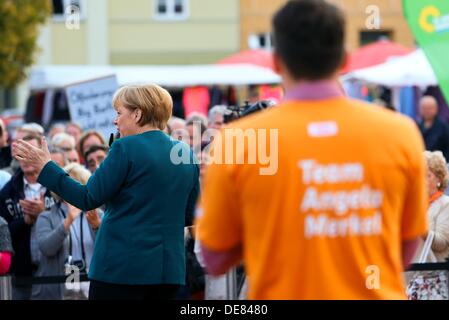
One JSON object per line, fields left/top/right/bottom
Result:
{"left": 0, "top": 0, "right": 434, "bottom": 132}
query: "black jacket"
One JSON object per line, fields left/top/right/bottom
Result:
{"left": 0, "top": 146, "right": 12, "bottom": 169}
{"left": 418, "top": 117, "right": 449, "bottom": 160}
{"left": 0, "top": 170, "right": 55, "bottom": 276}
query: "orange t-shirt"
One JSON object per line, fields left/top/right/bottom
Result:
{"left": 197, "top": 97, "right": 428, "bottom": 300}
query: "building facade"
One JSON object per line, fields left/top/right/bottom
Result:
{"left": 240, "top": 0, "right": 415, "bottom": 52}
{"left": 38, "top": 0, "right": 240, "bottom": 66}
{"left": 42, "top": 0, "right": 414, "bottom": 66}
{"left": 7, "top": 0, "right": 416, "bottom": 111}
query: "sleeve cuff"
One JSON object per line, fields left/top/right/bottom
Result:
{"left": 38, "top": 161, "right": 65, "bottom": 189}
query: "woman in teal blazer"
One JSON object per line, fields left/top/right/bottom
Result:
{"left": 13, "top": 84, "right": 200, "bottom": 300}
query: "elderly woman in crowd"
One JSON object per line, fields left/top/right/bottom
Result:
{"left": 50, "top": 132, "right": 75, "bottom": 152}
{"left": 168, "top": 116, "right": 186, "bottom": 141}
{"left": 0, "top": 216, "right": 13, "bottom": 275}
{"left": 424, "top": 151, "right": 449, "bottom": 262}
{"left": 33, "top": 163, "right": 102, "bottom": 300}
{"left": 207, "top": 105, "right": 227, "bottom": 130}
{"left": 13, "top": 84, "right": 199, "bottom": 300}
{"left": 50, "top": 133, "right": 79, "bottom": 164}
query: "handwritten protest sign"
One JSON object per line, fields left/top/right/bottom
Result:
{"left": 65, "top": 75, "right": 118, "bottom": 140}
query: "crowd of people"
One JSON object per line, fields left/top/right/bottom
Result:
{"left": 0, "top": 100, "right": 227, "bottom": 299}
{"left": 0, "top": 119, "right": 110, "bottom": 299}
{"left": 1, "top": 0, "right": 449, "bottom": 301}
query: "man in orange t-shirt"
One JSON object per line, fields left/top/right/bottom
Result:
{"left": 197, "top": 0, "right": 427, "bottom": 299}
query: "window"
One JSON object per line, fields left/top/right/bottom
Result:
{"left": 248, "top": 33, "right": 273, "bottom": 50}
{"left": 154, "top": 0, "right": 189, "bottom": 21}
{"left": 52, "top": 0, "right": 86, "bottom": 22}
{"left": 359, "top": 31, "right": 393, "bottom": 46}
{"left": 52, "top": 0, "right": 64, "bottom": 15}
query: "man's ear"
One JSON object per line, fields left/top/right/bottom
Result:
{"left": 272, "top": 52, "right": 282, "bottom": 74}
{"left": 339, "top": 49, "right": 349, "bottom": 72}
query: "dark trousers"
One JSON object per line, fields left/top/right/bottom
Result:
{"left": 12, "top": 284, "right": 32, "bottom": 300}
{"left": 89, "top": 280, "right": 180, "bottom": 300}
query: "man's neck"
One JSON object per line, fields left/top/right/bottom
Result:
{"left": 282, "top": 73, "right": 340, "bottom": 93}
{"left": 24, "top": 173, "right": 38, "bottom": 184}
{"left": 283, "top": 75, "right": 344, "bottom": 101}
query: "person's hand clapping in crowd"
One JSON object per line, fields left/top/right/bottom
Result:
{"left": 20, "top": 193, "right": 45, "bottom": 225}
{"left": 86, "top": 209, "right": 101, "bottom": 230}
{"left": 64, "top": 203, "right": 82, "bottom": 232}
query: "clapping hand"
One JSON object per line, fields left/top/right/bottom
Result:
{"left": 64, "top": 203, "right": 82, "bottom": 231}
{"left": 86, "top": 209, "right": 101, "bottom": 230}
{"left": 20, "top": 193, "right": 45, "bottom": 216}
{"left": 20, "top": 193, "right": 45, "bottom": 225}
{"left": 67, "top": 203, "right": 82, "bottom": 222}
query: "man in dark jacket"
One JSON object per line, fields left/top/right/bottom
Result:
{"left": 418, "top": 95, "right": 449, "bottom": 160}
{"left": 0, "top": 134, "right": 55, "bottom": 299}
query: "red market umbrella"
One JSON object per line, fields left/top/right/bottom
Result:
{"left": 218, "top": 49, "right": 274, "bottom": 70}
{"left": 341, "top": 39, "right": 414, "bottom": 74}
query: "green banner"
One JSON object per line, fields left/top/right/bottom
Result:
{"left": 403, "top": 0, "right": 449, "bottom": 104}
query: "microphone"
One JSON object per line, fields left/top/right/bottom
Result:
{"left": 109, "top": 132, "right": 120, "bottom": 147}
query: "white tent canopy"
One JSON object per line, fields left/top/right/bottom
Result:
{"left": 343, "top": 49, "right": 438, "bottom": 87}
{"left": 28, "top": 64, "right": 282, "bottom": 90}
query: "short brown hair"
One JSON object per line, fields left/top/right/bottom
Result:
{"left": 78, "top": 130, "right": 106, "bottom": 156}
{"left": 84, "top": 145, "right": 109, "bottom": 162}
{"left": 112, "top": 84, "right": 173, "bottom": 130}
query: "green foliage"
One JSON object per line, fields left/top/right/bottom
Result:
{"left": 0, "top": 0, "right": 51, "bottom": 88}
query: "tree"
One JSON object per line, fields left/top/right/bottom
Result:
{"left": 0, "top": 0, "right": 51, "bottom": 89}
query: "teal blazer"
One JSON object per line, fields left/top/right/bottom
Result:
{"left": 38, "top": 131, "right": 200, "bottom": 285}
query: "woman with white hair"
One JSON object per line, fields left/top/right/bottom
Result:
{"left": 423, "top": 151, "right": 449, "bottom": 262}
{"left": 51, "top": 133, "right": 79, "bottom": 164}
{"left": 207, "top": 105, "right": 227, "bottom": 130}
{"left": 51, "top": 132, "right": 76, "bottom": 152}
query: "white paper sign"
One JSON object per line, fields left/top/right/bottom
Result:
{"left": 65, "top": 75, "right": 118, "bottom": 140}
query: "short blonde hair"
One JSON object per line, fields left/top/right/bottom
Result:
{"left": 52, "top": 163, "right": 91, "bottom": 202}
{"left": 112, "top": 84, "right": 173, "bottom": 130}
{"left": 424, "top": 151, "right": 449, "bottom": 191}
{"left": 64, "top": 163, "right": 91, "bottom": 185}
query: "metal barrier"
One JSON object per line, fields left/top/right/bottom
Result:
{"left": 225, "top": 267, "right": 238, "bottom": 300}
{"left": 0, "top": 276, "right": 12, "bottom": 300}
{"left": 3, "top": 271, "right": 243, "bottom": 300}
{"left": 0, "top": 274, "right": 89, "bottom": 300}
{"left": 405, "top": 262, "right": 449, "bottom": 300}
{"left": 204, "top": 266, "right": 246, "bottom": 300}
